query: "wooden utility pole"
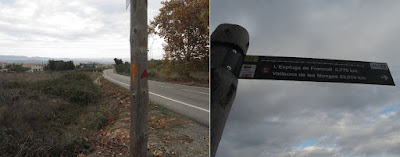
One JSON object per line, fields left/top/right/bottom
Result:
{"left": 129, "top": 0, "right": 148, "bottom": 156}
{"left": 211, "top": 24, "right": 249, "bottom": 157}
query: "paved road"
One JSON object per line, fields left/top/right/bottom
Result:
{"left": 103, "top": 69, "right": 209, "bottom": 126}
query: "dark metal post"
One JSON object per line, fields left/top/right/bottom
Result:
{"left": 211, "top": 24, "right": 249, "bottom": 157}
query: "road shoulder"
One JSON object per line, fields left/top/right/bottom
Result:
{"left": 85, "top": 77, "right": 209, "bottom": 156}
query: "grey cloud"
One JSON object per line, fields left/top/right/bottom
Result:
{"left": 217, "top": 80, "right": 400, "bottom": 156}
{"left": 0, "top": 0, "right": 165, "bottom": 58}
{"left": 0, "top": 0, "right": 128, "bottom": 41}
{"left": 212, "top": 0, "right": 400, "bottom": 156}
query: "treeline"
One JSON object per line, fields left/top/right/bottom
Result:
{"left": 45, "top": 60, "right": 75, "bottom": 71}
{"left": 113, "top": 58, "right": 162, "bottom": 79}
{"left": 76, "top": 63, "right": 105, "bottom": 72}
{"left": 113, "top": 58, "right": 130, "bottom": 75}
{"left": 5, "top": 64, "right": 30, "bottom": 72}
{"left": 113, "top": 57, "right": 207, "bottom": 79}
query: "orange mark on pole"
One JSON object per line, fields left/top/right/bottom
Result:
{"left": 131, "top": 63, "right": 139, "bottom": 84}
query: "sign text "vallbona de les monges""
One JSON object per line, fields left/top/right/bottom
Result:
{"left": 239, "top": 55, "right": 395, "bottom": 86}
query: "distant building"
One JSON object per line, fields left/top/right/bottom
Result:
{"left": 95, "top": 64, "right": 106, "bottom": 68}
{"left": 22, "top": 63, "right": 44, "bottom": 72}
{"left": 0, "top": 62, "right": 8, "bottom": 72}
{"left": 79, "top": 62, "right": 106, "bottom": 69}
{"left": 0, "top": 62, "right": 7, "bottom": 68}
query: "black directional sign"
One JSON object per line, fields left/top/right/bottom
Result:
{"left": 239, "top": 55, "right": 395, "bottom": 86}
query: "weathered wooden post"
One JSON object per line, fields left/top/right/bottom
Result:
{"left": 129, "top": 0, "right": 148, "bottom": 156}
{"left": 211, "top": 24, "right": 249, "bottom": 157}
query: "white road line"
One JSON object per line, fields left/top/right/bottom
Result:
{"left": 175, "top": 83, "right": 209, "bottom": 90}
{"left": 103, "top": 72, "right": 128, "bottom": 87}
{"left": 182, "top": 89, "right": 209, "bottom": 95}
{"left": 150, "top": 80, "right": 209, "bottom": 90}
{"left": 103, "top": 71, "right": 209, "bottom": 113}
{"left": 159, "top": 85, "right": 172, "bottom": 88}
{"left": 149, "top": 92, "right": 209, "bottom": 113}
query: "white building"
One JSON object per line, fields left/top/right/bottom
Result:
{"left": 0, "top": 63, "right": 8, "bottom": 72}
{"left": 0, "top": 62, "right": 7, "bottom": 68}
{"left": 22, "top": 63, "right": 44, "bottom": 72}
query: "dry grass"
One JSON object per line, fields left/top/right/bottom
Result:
{"left": 0, "top": 72, "right": 119, "bottom": 156}
{"left": 0, "top": 71, "right": 65, "bottom": 82}
{"left": 84, "top": 78, "right": 209, "bottom": 157}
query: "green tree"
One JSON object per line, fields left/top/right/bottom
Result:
{"left": 113, "top": 58, "right": 130, "bottom": 74}
{"left": 7, "top": 64, "right": 30, "bottom": 72}
{"left": 46, "top": 60, "right": 75, "bottom": 71}
{"left": 48, "top": 60, "right": 55, "bottom": 70}
{"left": 150, "top": 0, "right": 209, "bottom": 77}
{"left": 114, "top": 58, "right": 123, "bottom": 65}
{"left": 68, "top": 61, "right": 75, "bottom": 70}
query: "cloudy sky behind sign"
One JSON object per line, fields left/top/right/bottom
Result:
{"left": 211, "top": 0, "right": 400, "bottom": 156}
{"left": 0, "top": 0, "right": 165, "bottom": 59}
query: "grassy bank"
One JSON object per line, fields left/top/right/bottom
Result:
{"left": 0, "top": 72, "right": 118, "bottom": 156}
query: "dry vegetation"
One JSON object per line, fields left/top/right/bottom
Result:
{"left": 0, "top": 72, "right": 209, "bottom": 156}
{"left": 0, "top": 72, "right": 117, "bottom": 156}
{"left": 116, "top": 59, "right": 209, "bottom": 88}
{"left": 86, "top": 78, "right": 209, "bottom": 157}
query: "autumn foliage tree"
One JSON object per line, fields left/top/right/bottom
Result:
{"left": 150, "top": 0, "right": 209, "bottom": 77}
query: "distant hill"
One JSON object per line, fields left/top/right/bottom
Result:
{"left": 0, "top": 55, "right": 129, "bottom": 64}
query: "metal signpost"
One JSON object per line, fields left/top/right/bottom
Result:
{"left": 211, "top": 24, "right": 249, "bottom": 157}
{"left": 240, "top": 55, "right": 395, "bottom": 86}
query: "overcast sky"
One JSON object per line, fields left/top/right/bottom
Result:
{"left": 0, "top": 0, "right": 165, "bottom": 59}
{"left": 211, "top": 0, "right": 400, "bottom": 156}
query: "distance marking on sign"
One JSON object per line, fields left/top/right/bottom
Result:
{"left": 239, "top": 55, "right": 395, "bottom": 86}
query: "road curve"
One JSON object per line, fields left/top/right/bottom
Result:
{"left": 103, "top": 69, "right": 209, "bottom": 127}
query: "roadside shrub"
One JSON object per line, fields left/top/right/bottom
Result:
{"left": 148, "top": 68, "right": 159, "bottom": 79}
{"left": 0, "top": 72, "right": 115, "bottom": 156}
{"left": 39, "top": 72, "right": 101, "bottom": 106}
